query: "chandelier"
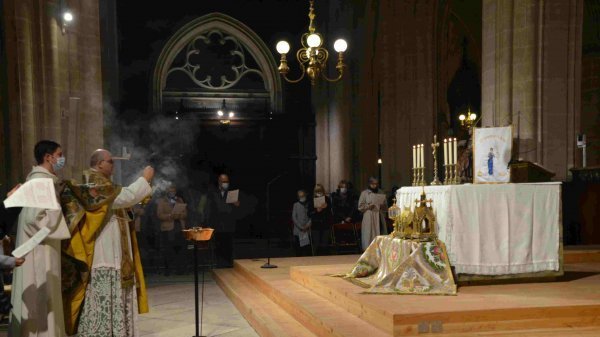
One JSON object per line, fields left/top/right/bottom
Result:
{"left": 458, "top": 107, "right": 478, "bottom": 129}
{"left": 275, "top": 0, "right": 348, "bottom": 85}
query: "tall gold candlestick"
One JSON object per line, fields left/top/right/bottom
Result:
{"left": 431, "top": 135, "right": 441, "bottom": 185}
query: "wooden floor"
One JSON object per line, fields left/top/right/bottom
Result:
{"left": 213, "top": 249, "right": 600, "bottom": 337}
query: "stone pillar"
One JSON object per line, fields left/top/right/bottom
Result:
{"left": 482, "top": 0, "right": 582, "bottom": 180}
{"left": 2, "top": 0, "right": 104, "bottom": 183}
{"left": 314, "top": 0, "right": 438, "bottom": 191}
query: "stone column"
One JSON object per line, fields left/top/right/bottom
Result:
{"left": 482, "top": 0, "right": 582, "bottom": 179}
{"left": 313, "top": 0, "right": 438, "bottom": 191}
{"left": 1, "top": 0, "right": 104, "bottom": 183}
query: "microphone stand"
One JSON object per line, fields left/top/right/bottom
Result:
{"left": 261, "top": 172, "right": 286, "bottom": 269}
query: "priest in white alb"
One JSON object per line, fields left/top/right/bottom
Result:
{"left": 61, "top": 149, "right": 153, "bottom": 337}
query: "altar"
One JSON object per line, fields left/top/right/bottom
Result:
{"left": 396, "top": 183, "right": 562, "bottom": 278}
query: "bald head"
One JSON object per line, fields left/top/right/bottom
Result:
{"left": 90, "top": 149, "right": 113, "bottom": 178}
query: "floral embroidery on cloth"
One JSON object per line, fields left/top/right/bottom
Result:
{"left": 338, "top": 236, "right": 457, "bottom": 295}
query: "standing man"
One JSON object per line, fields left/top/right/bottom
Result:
{"left": 10, "top": 140, "right": 71, "bottom": 337}
{"left": 61, "top": 149, "right": 154, "bottom": 337}
{"left": 208, "top": 174, "right": 240, "bottom": 268}
{"left": 156, "top": 185, "right": 188, "bottom": 275}
{"left": 358, "top": 177, "right": 388, "bottom": 251}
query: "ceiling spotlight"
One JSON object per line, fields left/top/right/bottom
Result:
{"left": 228, "top": 112, "right": 234, "bottom": 118}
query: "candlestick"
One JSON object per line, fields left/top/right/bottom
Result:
{"left": 448, "top": 138, "right": 454, "bottom": 165}
{"left": 443, "top": 139, "right": 448, "bottom": 166}
{"left": 417, "top": 145, "right": 421, "bottom": 168}
{"left": 453, "top": 138, "right": 458, "bottom": 164}
{"left": 431, "top": 135, "right": 441, "bottom": 185}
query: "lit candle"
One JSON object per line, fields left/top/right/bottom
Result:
{"left": 412, "top": 145, "right": 416, "bottom": 169}
{"left": 453, "top": 138, "right": 458, "bottom": 164}
{"left": 420, "top": 144, "right": 424, "bottom": 168}
{"left": 448, "top": 139, "right": 454, "bottom": 165}
{"left": 443, "top": 139, "right": 448, "bottom": 166}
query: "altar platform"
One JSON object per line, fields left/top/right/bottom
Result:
{"left": 214, "top": 248, "right": 600, "bottom": 337}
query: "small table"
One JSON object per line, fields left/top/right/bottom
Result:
{"left": 182, "top": 228, "right": 215, "bottom": 337}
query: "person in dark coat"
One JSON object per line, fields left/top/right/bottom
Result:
{"left": 331, "top": 180, "right": 358, "bottom": 224}
{"left": 309, "top": 184, "right": 332, "bottom": 255}
{"left": 208, "top": 174, "right": 240, "bottom": 267}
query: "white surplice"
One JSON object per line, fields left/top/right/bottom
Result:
{"left": 10, "top": 166, "right": 71, "bottom": 337}
{"left": 358, "top": 189, "right": 388, "bottom": 251}
{"left": 76, "top": 177, "right": 150, "bottom": 337}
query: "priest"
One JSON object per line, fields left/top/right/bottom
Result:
{"left": 61, "top": 149, "right": 154, "bottom": 337}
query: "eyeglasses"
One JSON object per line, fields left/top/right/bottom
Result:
{"left": 102, "top": 159, "right": 114, "bottom": 165}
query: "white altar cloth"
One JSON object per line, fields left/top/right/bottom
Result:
{"left": 397, "top": 183, "right": 561, "bottom": 275}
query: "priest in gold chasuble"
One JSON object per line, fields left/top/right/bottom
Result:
{"left": 61, "top": 149, "right": 154, "bottom": 337}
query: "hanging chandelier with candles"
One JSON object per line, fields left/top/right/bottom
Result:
{"left": 275, "top": 0, "right": 348, "bottom": 85}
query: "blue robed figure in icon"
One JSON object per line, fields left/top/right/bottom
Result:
{"left": 487, "top": 147, "right": 495, "bottom": 175}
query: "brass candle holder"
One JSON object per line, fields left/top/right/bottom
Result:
{"left": 412, "top": 168, "right": 418, "bottom": 186}
{"left": 443, "top": 164, "right": 460, "bottom": 185}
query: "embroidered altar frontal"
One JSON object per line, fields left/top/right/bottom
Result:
{"left": 342, "top": 236, "right": 457, "bottom": 295}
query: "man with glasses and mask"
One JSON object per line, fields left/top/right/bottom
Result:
{"left": 61, "top": 149, "right": 154, "bottom": 337}
{"left": 10, "top": 140, "right": 71, "bottom": 337}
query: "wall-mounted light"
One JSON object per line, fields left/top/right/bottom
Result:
{"left": 377, "top": 158, "right": 383, "bottom": 164}
{"left": 61, "top": 9, "right": 74, "bottom": 34}
{"left": 216, "top": 100, "right": 235, "bottom": 124}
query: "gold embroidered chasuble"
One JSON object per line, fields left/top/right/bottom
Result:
{"left": 60, "top": 170, "right": 149, "bottom": 335}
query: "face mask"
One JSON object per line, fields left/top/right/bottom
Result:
{"left": 221, "top": 183, "right": 229, "bottom": 190}
{"left": 340, "top": 188, "right": 347, "bottom": 194}
{"left": 315, "top": 192, "right": 323, "bottom": 197}
{"left": 168, "top": 192, "right": 176, "bottom": 198}
{"left": 369, "top": 185, "right": 378, "bottom": 192}
{"left": 53, "top": 156, "right": 66, "bottom": 171}
{"left": 299, "top": 197, "right": 306, "bottom": 203}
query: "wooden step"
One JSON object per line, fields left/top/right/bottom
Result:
{"left": 290, "top": 263, "right": 600, "bottom": 336}
{"left": 233, "top": 260, "right": 391, "bottom": 337}
{"left": 213, "top": 268, "right": 317, "bottom": 337}
{"left": 440, "top": 326, "right": 600, "bottom": 336}
{"left": 564, "top": 246, "right": 600, "bottom": 264}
